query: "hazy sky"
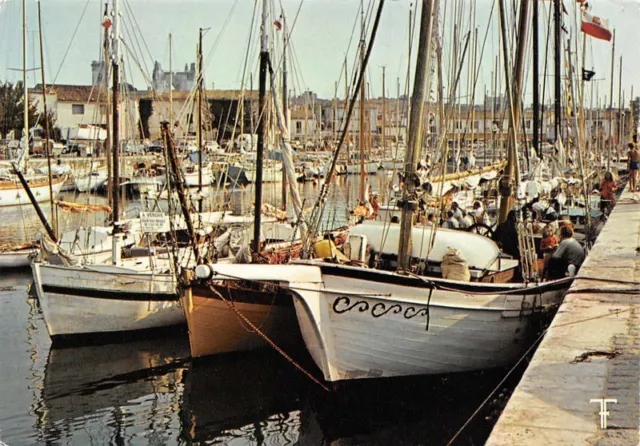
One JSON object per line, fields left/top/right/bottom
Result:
{"left": 1, "top": 0, "right": 639, "bottom": 106}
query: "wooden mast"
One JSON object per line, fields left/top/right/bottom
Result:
{"left": 281, "top": 13, "right": 288, "bottom": 211}
{"left": 397, "top": 0, "right": 438, "bottom": 271}
{"left": 382, "top": 66, "right": 386, "bottom": 159}
{"left": 607, "top": 31, "right": 615, "bottom": 170}
{"left": 553, "top": 0, "right": 562, "bottom": 146}
{"left": 359, "top": 0, "right": 366, "bottom": 203}
{"left": 36, "top": 0, "right": 55, "bottom": 235}
{"left": 252, "top": 0, "right": 269, "bottom": 254}
{"left": 111, "top": 0, "right": 120, "bottom": 228}
{"left": 532, "top": 0, "right": 541, "bottom": 158}
{"left": 497, "top": 0, "right": 529, "bottom": 224}
{"left": 104, "top": 3, "right": 112, "bottom": 209}
{"left": 197, "top": 27, "right": 204, "bottom": 213}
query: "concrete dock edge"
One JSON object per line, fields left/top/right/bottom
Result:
{"left": 487, "top": 189, "right": 640, "bottom": 445}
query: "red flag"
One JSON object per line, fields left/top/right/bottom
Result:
{"left": 273, "top": 20, "right": 282, "bottom": 31}
{"left": 581, "top": 12, "right": 612, "bottom": 41}
{"left": 102, "top": 14, "right": 112, "bottom": 29}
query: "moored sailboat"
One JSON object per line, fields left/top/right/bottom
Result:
{"left": 185, "top": 0, "right": 573, "bottom": 382}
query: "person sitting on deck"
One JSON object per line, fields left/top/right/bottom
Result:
{"left": 546, "top": 226, "right": 585, "bottom": 280}
{"left": 450, "top": 201, "right": 463, "bottom": 224}
{"left": 442, "top": 210, "right": 460, "bottom": 229}
{"left": 459, "top": 210, "right": 475, "bottom": 229}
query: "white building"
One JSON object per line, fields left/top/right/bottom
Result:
{"left": 30, "top": 84, "right": 139, "bottom": 140}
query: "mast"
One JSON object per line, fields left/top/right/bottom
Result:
{"left": 252, "top": 0, "right": 268, "bottom": 254}
{"left": 382, "top": 66, "right": 386, "bottom": 159}
{"left": 281, "top": 14, "right": 288, "bottom": 211}
{"left": 104, "top": 2, "right": 112, "bottom": 208}
{"left": 111, "top": 0, "right": 120, "bottom": 227}
{"left": 36, "top": 0, "right": 55, "bottom": 235}
{"left": 397, "top": 0, "right": 438, "bottom": 271}
{"left": 553, "top": 0, "right": 562, "bottom": 144}
{"left": 532, "top": 0, "right": 541, "bottom": 158}
{"left": 359, "top": 0, "right": 366, "bottom": 203}
{"left": 607, "top": 31, "right": 615, "bottom": 170}
{"left": 169, "top": 33, "right": 173, "bottom": 127}
{"left": 197, "top": 28, "right": 204, "bottom": 213}
{"left": 497, "top": 0, "right": 529, "bottom": 224}
{"left": 22, "top": 0, "right": 28, "bottom": 159}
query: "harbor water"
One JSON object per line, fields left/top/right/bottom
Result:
{"left": 0, "top": 175, "right": 533, "bottom": 445}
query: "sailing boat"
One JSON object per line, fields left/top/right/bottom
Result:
{"left": 31, "top": 0, "right": 187, "bottom": 340}
{"left": 190, "top": 0, "right": 572, "bottom": 381}
{"left": 181, "top": 5, "right": 322, "bottom": 358}
{"left": 0, "top": 0, "right": 66, "bottom": 268}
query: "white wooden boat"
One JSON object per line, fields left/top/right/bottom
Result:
{"left": 346, "top": 162, "right": 380, "bottom": 175}
{"left": 31, "top": 260, "right": 183, "bottom": 339}
{"left": 0, "top": 245, "right": 36, "bottom": 268}
{"left": 195, "top": 257, "right": 570, "bottom": 382}
{"left": 184, "top": 169, "right": 213, "bottom": 187}
{"left": 75, "top": 168, "right": 108, "bottom": 193}
{"left": 0, "top": 175, "right": 65, "bottom": 207}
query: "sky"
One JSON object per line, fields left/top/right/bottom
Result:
{"left": 0, "top": 0, "right": 639, "bottom": 106}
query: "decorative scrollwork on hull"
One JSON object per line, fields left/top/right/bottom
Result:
{"left": 332, "top": 296, "right": 370, "bottom": 314}
{"left": 331, "top": 297, "right": 430, "bottom": 327}
{"left": 371, "top": 303, "right": 403, "bottom": 318}
{"left": 403, "top": 306, "right": 429, "bottom": 319}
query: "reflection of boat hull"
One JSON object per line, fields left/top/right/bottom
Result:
{"left": 32, "top": 262, "right": 184, "bottom": 339}
{"left": 43, "top": 336, "right": 189, "bottom": 425}
{"left": 0, "top": 175, "right": 65, "bottom": 206}
{"left": 181, "top": 282, "right": 302, "bottom": 358}
{"left": 181, "top": 350, "right": 304, "bottom": 443}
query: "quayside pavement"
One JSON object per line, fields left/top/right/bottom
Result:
{"left": 487, "top": 188, "right": 640, "bottom": 445}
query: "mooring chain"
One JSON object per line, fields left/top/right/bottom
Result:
{"left": 207, "top": 284, "right": 330, "bottom": 392}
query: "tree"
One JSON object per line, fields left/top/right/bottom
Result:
{"left": 36, "top": 109, "right": 62, "bottom": 142}
{"left": 0, "top": 81, "right": 38, "bottom": 140}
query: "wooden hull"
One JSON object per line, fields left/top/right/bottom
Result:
{"left": 181, "top": 282, "right": 302, "bottom": 358}
{"left": 32, "top": 262, "right": 184, "bottom": 338}
{"left": 0, "top": 175, "right": 65, "bottom": 207}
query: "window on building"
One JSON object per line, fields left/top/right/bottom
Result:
{"left": 99, "top": 105, "right": 106, "bottom": 115}
{"left": 525, "top": 120, "right": 532, "bottom": 129}
{"left": 296, "top": 121, "right": 302, "bottom": 133}
{"left": 72, "top": 104, "right": 85, "bottom": 115}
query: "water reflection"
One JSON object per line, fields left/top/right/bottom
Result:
{"left": 181, "top": 351, "right": 307, "bottom": 445}
{"left": 40, "top": 336, "right": 189, "bottom": 445}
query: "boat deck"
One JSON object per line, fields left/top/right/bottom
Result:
{"left": 487, "top": 187, "right": 640, "bottom": 445}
